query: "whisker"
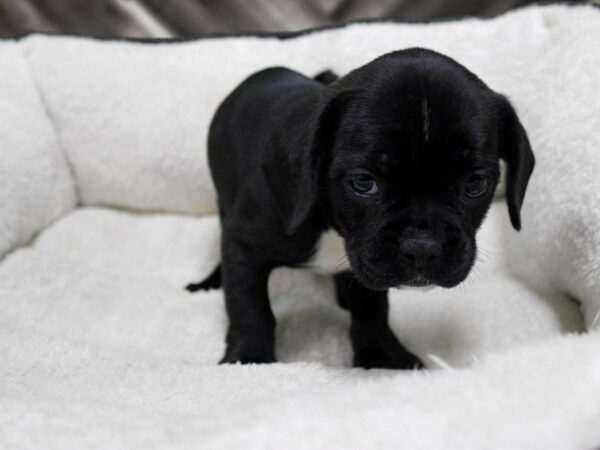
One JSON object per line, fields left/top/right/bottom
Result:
{"left": 591, "top": 310, "right": 600, "bottom": 329}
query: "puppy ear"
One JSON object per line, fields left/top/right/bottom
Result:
{"left": 496, "top": 96, "right": 535, "bottom": 231}
{"left": 261, "top": 90, "right": 353, "bottom": 235}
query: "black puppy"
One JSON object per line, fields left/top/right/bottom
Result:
{"left": 187, "top": 48, "right": 534, "bottom": 369}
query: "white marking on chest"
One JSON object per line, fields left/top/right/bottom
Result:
{"left": 305, "top": 229, "right": 350, "bottom": 274}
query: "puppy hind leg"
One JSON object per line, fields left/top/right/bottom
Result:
{"left": 336, "top": 273, "right": 424, "bottom": 370}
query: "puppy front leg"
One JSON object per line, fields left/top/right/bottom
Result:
{"left": 220, "top": 244, "right": 275, "bottom": 364}
{"left": 335, "top": 272, "right": 424, "bottom": 370}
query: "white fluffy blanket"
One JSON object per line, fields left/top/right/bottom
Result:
{"left": 1, "top": 4, "right": 600, "bottom": 449}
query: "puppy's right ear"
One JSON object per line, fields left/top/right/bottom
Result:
{"left": 261, "top": 90, "right": 354, "bottom": 235}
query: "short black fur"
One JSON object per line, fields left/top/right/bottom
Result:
{"left": 188, "top": 48, "right": 534, "bottom": 369}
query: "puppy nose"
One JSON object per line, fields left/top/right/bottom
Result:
{"left": 399, "top": 237, "right": 442, "bottom": 269}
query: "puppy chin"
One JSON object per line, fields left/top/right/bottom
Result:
{"left": 427, "top": 259, "right": 475, "bottom": 289}
{"left": 354, "top": 270, "right": 436, "bottom": 291}
{"left": 349, "top": 255, "right": 474, "bottom": 291}
{"left": 400, "top": 275, "right": 437, "bottom": 292}
{"left": 403, "top": 274, "right": 432, "bottom": 287}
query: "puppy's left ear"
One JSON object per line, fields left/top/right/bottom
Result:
{"left": 261, "top": 89, "right": 354, "bottom": 235}
{"left": 496, "top": 96, "right": 535, "bottom": 231}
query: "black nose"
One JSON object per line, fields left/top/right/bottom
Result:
{"left": 399, "top": 237, "right": 442, "bottom": 269}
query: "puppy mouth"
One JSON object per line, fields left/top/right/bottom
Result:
{"left": 350, "top": 257, "right": 435, "bottom": 290}
{"left": 350, "top": 255, "right": 473, "bottom": 290}
{"left": 403, "top": 274, "right": 432, "bottom": 288}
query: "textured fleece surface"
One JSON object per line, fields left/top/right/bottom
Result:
{"left": 1, "top": 3, "right": 600, "bottom": 449}
{"left": 0, "top": 41, "right": 76, "bottom": 259}
{"left": 15, "top": 3, "right": 560, "bottom": 214}
{"left": 0, "top": 204, "right": 597, "bottom": 450}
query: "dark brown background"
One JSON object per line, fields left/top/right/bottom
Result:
{"left": 0, "top": 0, "right": 586, "bottom": 39}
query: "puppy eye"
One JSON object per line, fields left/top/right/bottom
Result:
{"left": 465, "top": 173, "right": 489, "bottom": 197}
{"left": 347, "top": 173, "right": 379, "bottom": 197}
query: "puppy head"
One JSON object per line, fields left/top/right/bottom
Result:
{"left": 265, "top": 49, "right": 534, "bottom": 290}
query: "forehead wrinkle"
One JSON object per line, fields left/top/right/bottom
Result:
{"left": 331, "top": 150, "right": 392, "bottom": 176}
{"left": 332, "top": 152, "right": 370, "bottom": 167}
{"left": 421, "top": 96, "right": 431, "bottom": 143}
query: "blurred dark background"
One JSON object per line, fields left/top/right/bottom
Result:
{"left": 0, "top": 0, "right": 589, "bottom": 38}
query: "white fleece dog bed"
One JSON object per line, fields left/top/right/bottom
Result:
{"left": 1, "top": 3, "right": 600, "bottom": 449}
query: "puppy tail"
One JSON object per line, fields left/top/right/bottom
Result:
{"left": 314, "top": 69, "right": 339, "bottom": 85}
{"left": 186, "top": 264, "right": 222, "bottom": 293}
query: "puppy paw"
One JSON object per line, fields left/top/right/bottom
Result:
{"left": 220, "top": 340, "right": 276, "bottom": 365}
{"left": 352, "top": 327, "right": 424, "bottom": 370}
